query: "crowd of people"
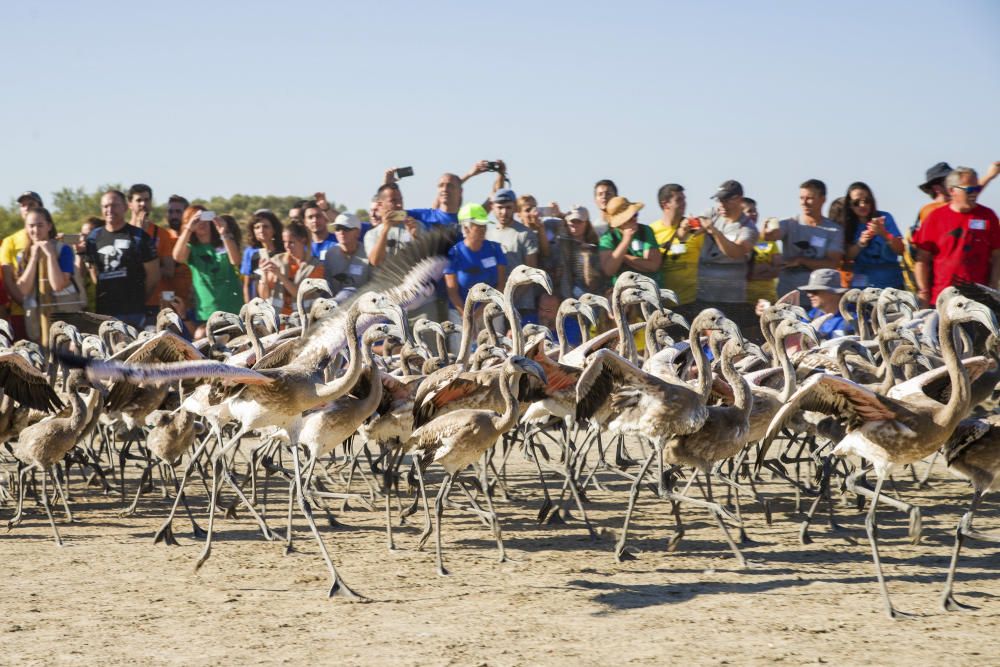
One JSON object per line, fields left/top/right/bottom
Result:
{"left": 2, "top": 158, "right": 998, "bottom": 343}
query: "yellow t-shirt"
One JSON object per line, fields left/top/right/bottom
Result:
{"left": 0, "top": 229, "right": 30, "bottom": 316}
{"left": 746, "top": 240, "right": 780, "bottom": 304}
{"left": 649, "top": 218, "right": 703, "bottom": 306}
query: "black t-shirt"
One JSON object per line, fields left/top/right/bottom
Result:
{"left": 85, "top": 225, "right": 156, "bottom": 315}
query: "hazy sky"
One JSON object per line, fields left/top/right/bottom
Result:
{"left": 4, "top": 1, "right": 999, "bottom": 228}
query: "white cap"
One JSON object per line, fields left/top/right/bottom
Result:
{"left": 565, "top": 206, "right": 589, "bottom": 223}
{"left": 333, "top": 212, "right": 361, "bottom": 230}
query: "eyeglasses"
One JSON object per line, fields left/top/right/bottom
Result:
{"left": 951, "top": 185, "right": 983, "bottom": 194}
{"left": 850, "top": 198, "right": 872, "bottom": 207}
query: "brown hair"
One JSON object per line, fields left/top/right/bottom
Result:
{"left": 26, "top": 206, "right": 57, "bottom": 239}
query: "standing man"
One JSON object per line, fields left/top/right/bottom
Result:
{"left": 302, "top": 200, "right": 336, "bottom": 262}
{"left": 762, "top": 179, "right": 843, "bottom": 304}
{"left": 165, "top": 194, "right": 188, "bottom": 233}
{"left": 324, "top": 213, "right": 370, "bottom": 304}
{"left": 592, "top": 179, "right": 618, "bottom": 237}
{"left": 0, "top": 191, "right": 44, "bottom": 338}
{"left": 912, "top": 166, "right": 1000, "bottom": 307}
{"left": 649, "top": 183, "right": 702, "bottom": 310}
{"left": 487, "top": 188, "right": 540, "bottom": 318}
{"left": 696, "top": 180, "right": 758, "bottom": 307}
{"left": 86, "top": 190, "right": 159, "bottom": 328}
{"left": 128, "top": 183, "right": 177, "bottom": 321}
{"left": 365, "top": 184, "right": 427, "bottom": 267}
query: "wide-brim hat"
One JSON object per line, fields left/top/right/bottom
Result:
{"left": 919, "top": 162, "right": 952, "bottom": 194}
{"left": 799, "top": 268, "right": 847, "bottom": 294}
{"left": 606, "top": 196, "right": 644, "bottom": 228}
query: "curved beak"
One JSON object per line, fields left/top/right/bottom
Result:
{"left": 576, "top": 302, "right": 597, "bottom": 327}
{"left": 668, "top": 311, "right": 690, "bottom": 331}
{"left": 915, "top": 354, "right": 933, "bottom": 371}
{"left": 659, "top": 288, "right": 679, "bottom": 307}
{"left": 584, "top": 294, "right": 611, "bottom": 315}
{"left": 529, "top": 268, "right": 553, "bottom": 295}
{"left": 968, "top": 300, "right": 1000, "bottom": 339}
{"left": 721, "top": 318, "right": 746, "bottom": 346}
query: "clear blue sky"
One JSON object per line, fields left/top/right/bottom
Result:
{"left": 4, "top": 1, "right": 998, "bottom": 228}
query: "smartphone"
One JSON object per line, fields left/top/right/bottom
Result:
{"left": 200, "top": 211, "right": 216, "bottom": 222}
{"left": 686, "top": 216, "right": 701, "bottom": 230}
{"left": 395, "top": 166, "right": 414, "bottom": 179}
{"left": 537, "top": 206, "right": 556, "bottom": 217}
{"left": 162, "top": 290, "right": 175, "bottom": 302}
{"left": 387, "top": 210, "right": 407, "bottom": 223}
{"left": 485, "top": 161, "right": 500, "bottom": 172}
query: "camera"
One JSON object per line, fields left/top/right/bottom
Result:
{"left": 395, "top": 166, "right": 414, "bottom": 179}
{"left": 485, "top": 161, "right": 501, "bottom": 172}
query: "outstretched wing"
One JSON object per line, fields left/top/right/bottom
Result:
{"left": 761, "top": 372, "right": 908, "bottom": 458}
{"left": 293, "top": 226, "right": 459, "bottom": 365}
{"left": 0, "top": 351, "right": 64, "bottom": 412}
{"left": 79, "top": 358, "right": 275, "bottom": 387}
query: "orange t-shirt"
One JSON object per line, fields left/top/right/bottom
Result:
{"left": 265, "top": 253, "right": 324, "bottom": 315}
{"left": 140, "top": 223, "right": 191, "bottom": 308}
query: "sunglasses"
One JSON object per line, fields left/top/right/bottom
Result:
{"left": 850, "top": 198, "right": 872, "bottom": 207}
{"left": 951, "top": 185, "right": 983, "bottom": 194}
{"left": 334, "top": 226, "right": 357, "bottom": 232}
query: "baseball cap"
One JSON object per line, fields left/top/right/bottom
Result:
{"left": 459, "top": 203, "right": 490, "bottom": 226}
{"left": 711, "top": 180, "right": 744, "bottom": 200}
{"left": 332, "top": 212, "right": 361, "bottom": 230}
{"left": 17, "top": 191, "right": 42, "bottom": 206}
{"left": 492, "top": 188, "right": 517, "bottom": 204}
{"left": 565, "top": 206, "right": 590, "bottom": 223}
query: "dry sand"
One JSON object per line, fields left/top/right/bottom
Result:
{"left": 2, "top": 454, "right": 998, "bottom": 666}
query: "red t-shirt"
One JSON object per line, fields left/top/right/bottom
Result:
{"left": 911, "top": 203, "right": 1000, "bottom": 303}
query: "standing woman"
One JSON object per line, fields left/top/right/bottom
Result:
{"left": 173, "top": 205, "right": 243, "bottom": 338}
{"left": 842, "top": 182, "right": 905, "bottom": 289}
{"left": 556, "top": 206, "right": 605, "bottom": 299}
{"left": 443, "top": 204, "right": 507, "bottom": 336}
{"left": 6, "top": 207, "right": 76, "bottom": 341}
{"left": 241, "top": 209, "right": 284, "bottom": 302}
{"left": 258, "top": 221, "right": 324, "bottom": 316}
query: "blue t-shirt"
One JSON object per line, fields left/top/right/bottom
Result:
{"left": 56, "top": 243, "right": 75, "bottom": 275}
{"left": 850, "top": 210, "right": 904, "bottom": 289}
{"left": 311, "top": 236, "right": 337, "bottom": 262}
{"left": 444, "top": 239, "right": 507, "bottom": 306}
{"left": 807, "top": 307, "right": 853, "bottom": 340}
{"left": 239, "top": 246, "right": 258, "bottom": 276}
{"left": 408, "top": 208, "right": 458, "bottom": 227}
{"left": 522, "top": 312, "right": 583, "bottom": 347}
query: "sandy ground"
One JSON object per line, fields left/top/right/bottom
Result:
{"left": 2, "top": 448, "right": 999, "bottom": 667}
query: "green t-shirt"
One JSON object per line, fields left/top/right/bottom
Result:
{"left": 598, "top": 225, "right": 661, "bottom": 286}
{"left": 186, "top": 242, "right": 243, "bottom": 321}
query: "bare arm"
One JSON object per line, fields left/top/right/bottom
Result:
{"left": 172, "top": 225, "right": 194, "bottom": 264}
{"left": 915, "top": 249, "right": 933, "bottom": 307}
{"left": 622, "top": 247, "right": 662, "bottom": 273}
{"left": 788, "top": 252, "right": 842, "bottom": 271}
{"left": 707, "top": 226, "right": 753, "bottom": 259}
{"left": 368, "top": 224, "right": 392, "bottom": 267}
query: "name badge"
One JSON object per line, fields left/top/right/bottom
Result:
{"left": 669, "top": 243, "right": 686, "bottom": 255}
{"left": 319, "top": 249, "right": 328, "bottom": 261}
{"left": 969, "top": 219, "right": 986, "bottom": 230}
{"left": 809, "top": 235, "right": 826, "bottom": 249}
{"left": 349, "top": 263, "right": 364, "bottom": 276}
{"left": 481, "top": 256, "right": 497, "bottom": 269}
{"left": 114, "top": 239, "right": 131, "bottom": 249}
{"left": 630, "top": 240, "right": 643, "bottom": 252}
